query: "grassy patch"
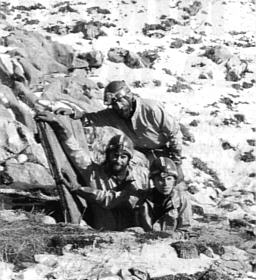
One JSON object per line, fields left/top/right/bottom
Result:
{"left": 0, "top": 218, "right": 107, "bottom": 265}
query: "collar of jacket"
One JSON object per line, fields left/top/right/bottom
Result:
{"left": 129, "top": 96, "right": 141, "bottom": 127}
{"left": 103, "top": 164, "right": 136, "bottom": 183}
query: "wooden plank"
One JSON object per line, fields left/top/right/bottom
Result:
{"left": 38, "top": 117, "right": 88, "bottom": 224}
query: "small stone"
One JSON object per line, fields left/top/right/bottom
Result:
{"left": 17, "top": 154, "right": 28, "bottom": 163}
{"left": 189, "top": 120, "right": 199, "bottom": 127}
{"left": 196, "top": 243, "right": 214, "bottom": 258}
{"left": 247, "top": 139, "right": 256, "bottom": 146}
{"left": 229, "top": 218, "right": 251, "bottom": 228}
{"left": 192, "top": 205, "right": 204, "bottom": 216}
{"left": 186, "top": 46, "right": 195, "bottom": 54}
{"left": 83, "top": 50, "right": 104, "bottom": 68}
{"left": 207, "top": 242, "right": 225, "bottom": 256}
{"left": 203, "top": 45, "right": 232, "bottom": 64}
{"left": 171, "top": 241, "right": 199, "bottom": 259}
{"left": 40, "top": 215, "right": 56, "bottom": 225}
{"left": 170, "top": 39, "right": 183, "bottom": 48}
{"left": 87, "top": 6, "right": 111, "bottom": 14}
{"left": 234, "top": 113, "right": 245, "bottom": 123}
{"left": 187, "top": 184, "right": 200, "bottom": 194}
{"left": 153, "top": 80, "right": 161, "bottom": 87}
{"left": 58, "top": 4, "right": 78, "bottom": 13}
{"left": 242, "top": 81, "right": 253, "bottom": 89}
{"left": 199, "top": 73, "right": 208, "bottom": 79}
{"left": 221, "top": 141, "right": 235, "bottom": 150}
{"left": 219, "top": 201, "right": 238, "bottom": 211}
{"left": 180, "top": 123, "right": 195, "bottom": 142}
{"left": 185, "top": 36, "right": 202, "bottom": 44}
{"left": 34, "top": 254, "right": 58, "bottom": 267}
{"left": 240, "top": 151, "right": 255, "bottom": 162}
{"left": 231, "top": 83, "right": 242, "bottom": 90}
{"left": 183, "top": 1, "right": 202, "bottom": 16}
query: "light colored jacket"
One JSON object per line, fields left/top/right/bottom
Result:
{"left": 85, "top": 97, "right": 183, "bottom": 164}
{"left": 60, "top": 135, "right": 148, "bottom": 230}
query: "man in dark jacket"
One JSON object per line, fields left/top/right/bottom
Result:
{"left": 36, "top": 111, "right": 148, "bottom": 231}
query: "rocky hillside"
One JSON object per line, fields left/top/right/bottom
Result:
{"left": 0, "top": 0, "right": 256, "bottom": 279}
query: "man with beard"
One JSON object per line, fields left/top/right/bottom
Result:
{"left": 36, "top": 111, "right": 148, "bottom": 231}
{"left": 55, "top": 80, "right": 184, "bottom": 183}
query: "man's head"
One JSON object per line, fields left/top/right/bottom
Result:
{"left": 106, "top": 134, "right": 134, "bottom": 174}
{"left": 104, "top": 80, "right": 135, "bottom": 119}
{"left": 150, "top": 157, "right": 178, "bottom": 195}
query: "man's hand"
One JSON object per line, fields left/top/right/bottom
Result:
{"left": 60, "top": 168, "right": 81, "bottom": 192}
{"left": 54, "top": 107, "right": 84, "bottom": 120}
{"left": 35, "top": 111, "right": 59, "bottom": 123}
{"left": 162, "top": 197, "right": 174, "bottom": 212}
{"left": 125, "top": 183, "right": 141, "bottom": 196}
{"left": 55, "top": 107, "right": 73, "bottom": 116}
{"left": 35, "top": 111, "right": 72, "bottom": 139}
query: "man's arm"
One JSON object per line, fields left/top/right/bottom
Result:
{"left": 35, "top": 111, "right": 92, "bottom": 172}
{"left": 75, "top": 187, "right": 133, "bottom": 209}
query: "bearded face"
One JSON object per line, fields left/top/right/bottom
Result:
{"left": 111, "top": 96, "right": 133, "bottom": 119}
{"left": 107, "top": 151, "right": 130, "bottom": 174}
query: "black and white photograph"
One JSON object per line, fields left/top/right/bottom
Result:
{"left": 0, "top": 0, "right": 256, "bottom": 279}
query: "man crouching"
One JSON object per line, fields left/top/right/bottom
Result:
{"left": 35, "top": 111, "right": 148, "bottom": 231}
{"left": 136, "top": 157, "right": 192, "bottom": 234}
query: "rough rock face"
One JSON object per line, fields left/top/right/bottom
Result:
{"left": 4, "top": 29, "right": 74, "bottom": 85}
{"left": 0, "top": 119, "right": 46, "bottom": 166}
{"left": 0, "top": 0, "right": 256, "bottom": 278}
{"left": 2, "top": 162, "right": 54, "bottom": 189}
{"left": 171, "top": 241, "right": 199, "bottom": 259}
{"left": 79, "top": 50, "right": 104, "bottom": 69}
{"left": 107, "top": 48, "right": 149, "bottom": 68}
{"left": 203, "top": 46, "right": 232, "bottom": 64}
{"left": 0, "top": 27, "right": 150, "bottom": 213}
{"left": 71, "top": 21, "right": 107, "bottom": 39}
{"left": 202, "top": 45, "right": 248, "bottom": 81}
{"left": 225, "top": 56, "right": 248, "bottom": 81}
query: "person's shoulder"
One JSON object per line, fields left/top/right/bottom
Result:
{"left": 139, "top": 98, "right": 164, "bottom": 113}
{"left": 140, "top": 97, "right": 162, "bottom": 108}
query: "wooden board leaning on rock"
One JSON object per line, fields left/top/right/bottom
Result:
{"left": 36, "top": 116, "right": 88, "bottom": 224}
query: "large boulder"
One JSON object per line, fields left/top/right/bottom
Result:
{"left": 0, "top": 119, "right": 47, "bottom": 167}
{"left": 203, "top": 45, "right": 232, "bottom": 64}
{"left": 225, "top": 56, "right": 248, "bottom": 81}
{"left": 5, "top": 29, "right": 74, "bottom": 85}
{"left": 107, "top": 47, "right": 127, "bottom": 63}
{"left": 1, "top": 162, "right": 54, "bottom": 190}
{"left": 171, "top": 241, "right": 199, "bottom": 259}
{"left": 0, "top": 54, "right": 13, "bottom": 87}
{"left": 182, "top": 1, "right": 202, "bottom": 16}
{"left": 108, "top": 48, "right": 148, "bottom": 69}
{"left": 78, "top": 50, "right": 104, "bottom": 69}
{"left": 71, "top": 21, "right": 106, "bottom": 40}
{"left": 39, "top": 71, "right": 102, "bottom": 107}
{"left": 0, "top": 84, "right": 35, "bottom": 129}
